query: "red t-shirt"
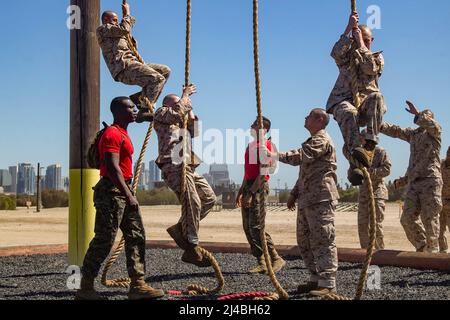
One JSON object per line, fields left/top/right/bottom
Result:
{"left": 244, "top": 140, "right": 272, "bottom": 182}
{"left": 99, "top": 125, "right": 134, "bottom": 180}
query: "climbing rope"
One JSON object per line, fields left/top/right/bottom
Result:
{"left": 101, "top": 0, "right": 156, "bottom": 289}
{"left": 252, "top": 0, "right": 289, "bottom": 300}
{"left": 323, "top": 1, "right": 378, "bottom": 300}
{"left": 178, "top": 0, "right": 225, "bottom": 296}
{"left": 350, "top": 0, "right": 361, "bottom": 109}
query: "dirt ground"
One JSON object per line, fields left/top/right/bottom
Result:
{"left": 0, "top": 203, "right": 448, "bottom": 252}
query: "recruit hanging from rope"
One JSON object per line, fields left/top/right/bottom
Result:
{"left": 178, "top": 0, "right": 225, "bottom": 296}
{"left": 323, "top": 0, "right": 377, "bottom": 301}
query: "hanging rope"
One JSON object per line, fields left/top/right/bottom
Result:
{"left": 252, "top": 0, "right": 289, "bottom": 301}
{"left": 323, "top": 0, "right": 377, "bottom": 300}
{"left": 101, "top": 0, "right": 156, "bottom": 289}
{"left": 350, "top": 0, "right": 361, "bottom": 109}
{"left": 178, "top": 0, "right": 225, "bottom": 296}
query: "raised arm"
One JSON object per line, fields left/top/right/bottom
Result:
{"left": 331, "top": 12, "right": 359, "bottom": 65}
{"left": 154, "top": 85, "right": 196, "bottom": 125}
{"left": 380, "top": 122, "right": 413, "bottom": 143}
{"left": 99, "top": 15, "right": 135, "bottom": 38}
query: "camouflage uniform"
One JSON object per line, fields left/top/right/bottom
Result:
{"left": 154, "top": 100, "right": 216, "bottom": 245}
{"left": 381, "top": 111, "right": 443, "bottom": 252}
{"left": 82, "top": 178, "right": 146, "bottom": 278}
{"left": 96, "top": 15, "right": 171, "bottom": 106}
{"left": 279, "top": 130, "right": 340, "bottom": 288}
{"left": 439, "top": 160, "right": 450, "bottom": 252}
{"left": 241, "top": 180, "right": 276, "bottom": 258}
{"left": 327, "top": 34, "right": 386, "bottom": 157}
{"left": 358, "top": 147, "right": 391, "bottom": 249}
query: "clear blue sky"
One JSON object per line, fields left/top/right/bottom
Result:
{"left": 1, "top": 0, "right": 450, "bottom": 189}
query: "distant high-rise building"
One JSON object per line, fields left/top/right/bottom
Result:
{"left": 134, "top": 162, "right": 147, "bottom": 190}
{"left": 0, "top": 170, "right": 12, "bottom": 189}
{"left": 63, "top": 177, "right": 70, "bottom": 193}
{"left": 209, "top": 164, "right": 231, "bottom": 188}
{"left": 7, "top": 166, "right": 17, "bottom": 194}
{"left": 148, "top": 161, "right": 162, "bottom": 190}
{"left": 45, "top": 164, "right": 63, "bottom": 191}
{"left": 17, "top": 163, "right": 36, "bottom": 195}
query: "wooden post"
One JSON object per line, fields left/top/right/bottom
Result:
{"left": 69, "top": 0, "right": 101, "bottom": 266}
{"left": 36, "top": 163, "right": 41, "bottom": 213}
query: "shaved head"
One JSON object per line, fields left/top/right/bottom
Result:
{"left": 110, "top": 97, "right": 132, "bottom": 116}
{"left": 102, "top": 11, "right": 118, "bottom": 24}
{"left": 311, "top": 108, "right": 330, "bottom": 128}
{"left": 163, "top": 94, "right": 180, "bottom": 107}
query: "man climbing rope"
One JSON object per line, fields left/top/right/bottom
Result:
{"left": 381, "top": 101, "right": 442, "bottom": 253}
{"left": 153, "top": 84, "right": 217, "bottom": 267}
{"left": 327, "top": 11, "right": 386, "bottom": 186}
{"left": 97, "top": 2, "right": 171, "bottom": 123}
{"left": 235, "top": 117, "right": 286, "bottom": 275}
{"left": 265, "top": 109, "right": 339, "bottom": 297}
{"left": 76, "top": 97, "right": 164, "bottom": 300}
{"left": 439, "top": 146, "right": 450, "bottom": 253}
{"left": 357, "top": 129, "right": 391, "bottom": 250}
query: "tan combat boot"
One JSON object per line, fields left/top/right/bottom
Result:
{"left": 128, "top": 277, "right": 165, "bottom": 300}
{"left": 75, "top": 276, "right": 107, "bottom": 300}
{"left": 135, "top": 109, "right": 154, "bottom": 123}
{"left": 270, "top": 249, "right": 286, "bottom": 273}
{"left": 249, "top": 256, "right": 267, "bottom": 274}
{"left": 167, "top": 223, "right": 190, "bottom": 250}
{"left": 297, "top": 282, "right": 319, "bottom": 294}
{"left": 181, "top": 245, "right": 212, "bottom": 268}
{"left": 309, "top": 287, "right": 337, "bottom": 297}
{"left": 351, "top": 147, "right": 372, "bottom": 168}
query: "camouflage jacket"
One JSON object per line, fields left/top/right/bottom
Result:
{"left": 279, "top": 130, "right": 340, "bottom": 209}
{"left": 96, "top": 15, "right": 140, "bottom": 80}
{"left": 360, "top": 147, "right": 391, "bottom": 200}
{"left": 153, "top": 100, "right": 200, "bottom": 169}
{"left": 441, "top": 159, "right": 450, "bottom": 199}
{"left": 326, "top": 34, "right": 384, "bottom": 112}
{"left": 381, "top": 111, "right": 442, "bottom": 183}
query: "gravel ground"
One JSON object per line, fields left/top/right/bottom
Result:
{"left": 0, "top": 249, "right": 449, "bottom": 300}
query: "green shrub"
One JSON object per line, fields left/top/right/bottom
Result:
{"left": 41, "top": 190, "right": 69, "bottom": 208}
{"left": 136, "top": 188, "right": 179, "bottom": 206}
{"left": 0, "top": 196, "right": 16, "bottom": 210}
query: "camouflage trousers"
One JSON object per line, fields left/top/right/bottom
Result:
{"left": 333, "top": 92, "right": 387, "bottom": 158}
{"left": 401, "top": 178, "right": 443, "bottom": 253}
{"left": 438, "top": 199, "right": 450, "bottom": 253}
{"left": 358, "top": 196, "right": 385, "bottom": 250}
{"left": 297, "top": 201, "right": 338, "bottom": 288}
{"left": 82, "top": 178, "right": 146, "bottom": 278}
{"left": 241, "top": 181, "right": 276, "bottom": 258}
{"left": 117, "top": 62, "right": 171, "bottom": 108}
{"left": 161, "top": 164, "right": 216, "bottom": 246}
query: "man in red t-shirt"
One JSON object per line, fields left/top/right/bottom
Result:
{"left": 76, "top": 97, "right": 164, "bottom": 301}
{"left": 236, "top": 117, "right": 286, "bottom": 274}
